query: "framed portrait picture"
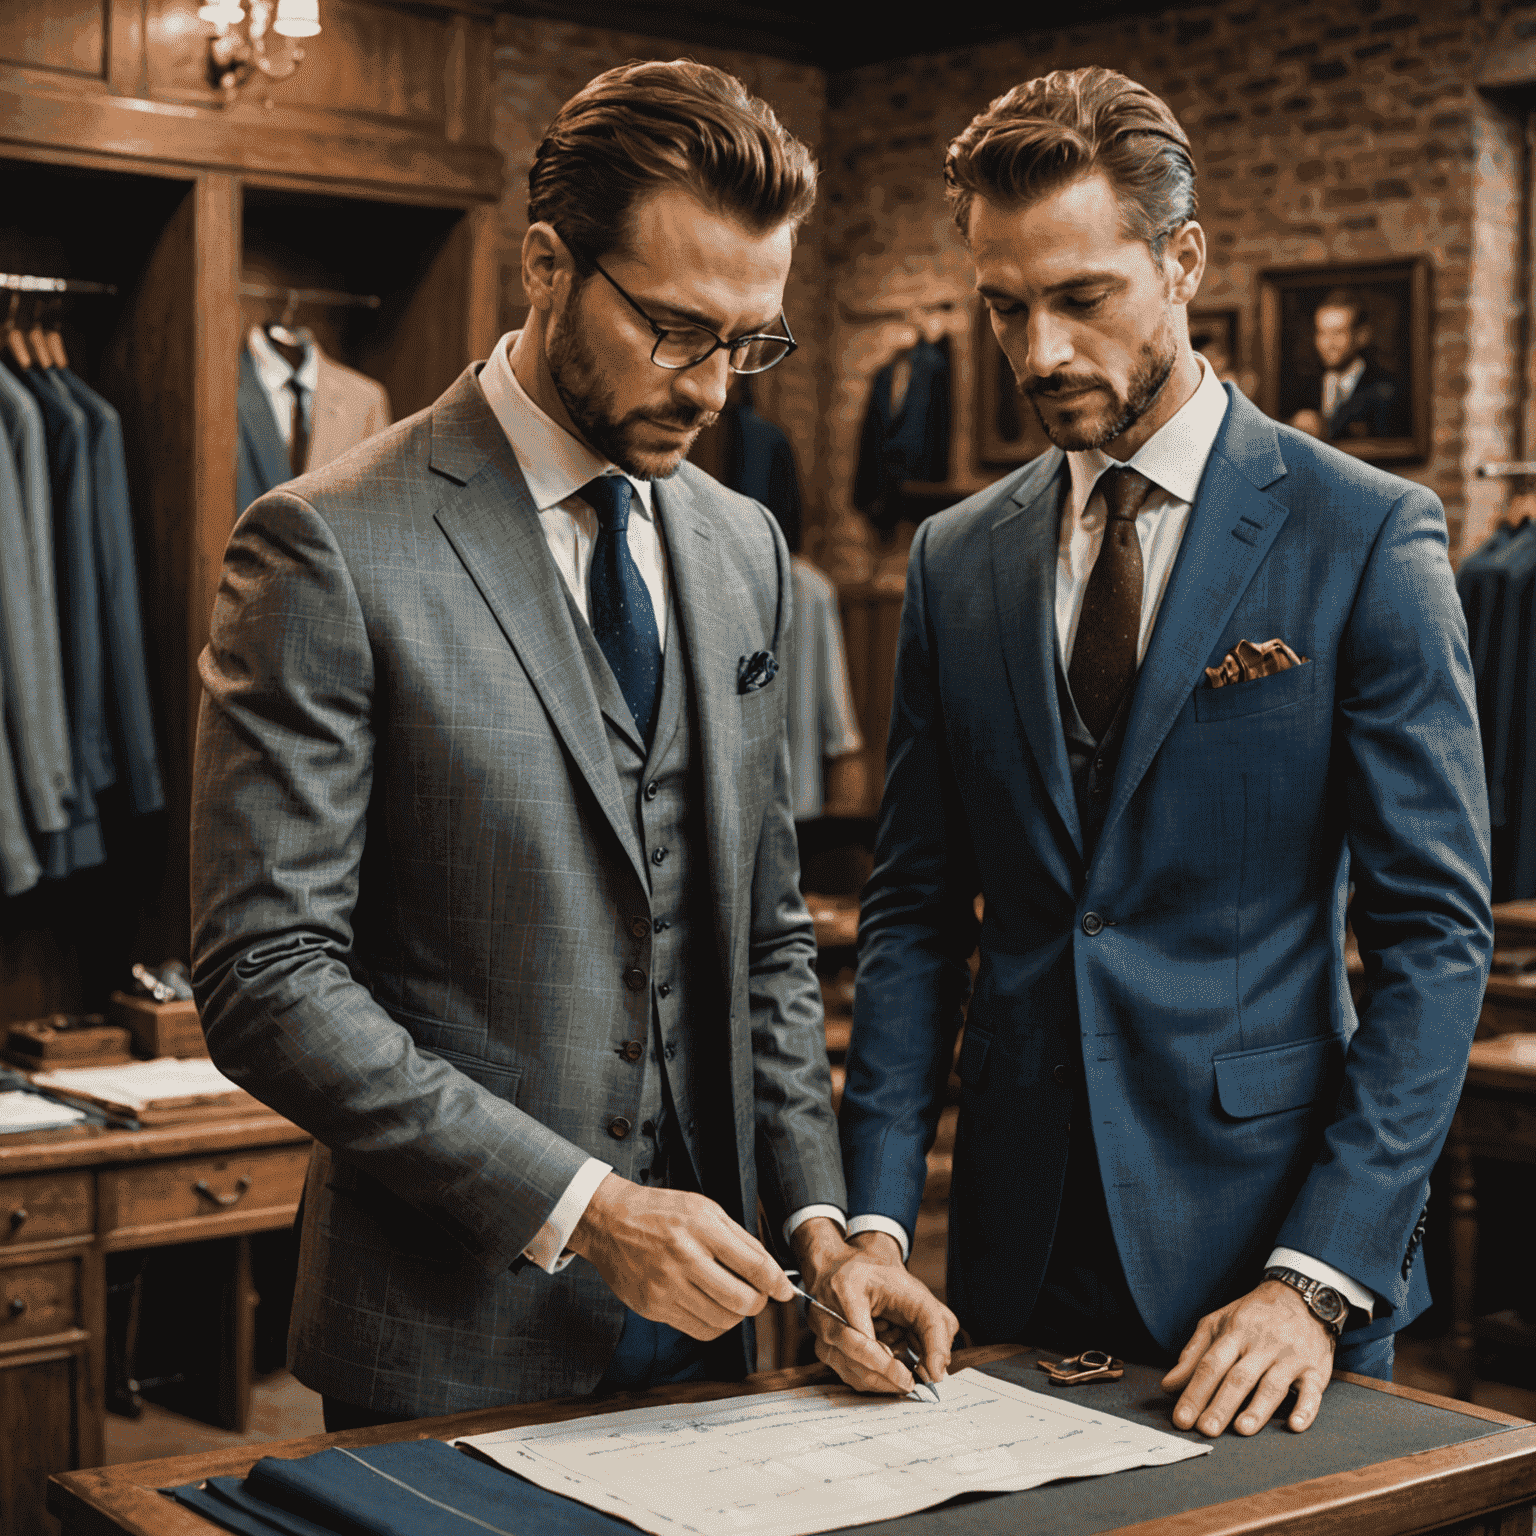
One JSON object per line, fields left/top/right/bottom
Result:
{"left": 1258, "top": 258, "right": 1430, "bottom": 464}
{"left": 973, "top": 301, "right": 1050, "bottom": 469}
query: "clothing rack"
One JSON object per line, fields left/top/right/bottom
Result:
{"left": 1477, "top": 462, "right": 1536, "bottom": 478}
{"left": 0, "top": 272, "right": 118, "bottom": 295}
{"left": 239, "top": 282, "right": 381, "bottom": 310}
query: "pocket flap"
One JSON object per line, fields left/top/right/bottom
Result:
{"left": 1214, "top": 1034, "right": 1342, "bottom": 1119}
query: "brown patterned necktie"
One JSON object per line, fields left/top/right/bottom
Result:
{"left": 1068, "top": 466, "right": 1156, "bottom": 740}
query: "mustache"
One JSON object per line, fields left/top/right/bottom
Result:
{"left": 1024, "top": 373, "right": 1109, "bottom": 399}
{"left": 633, "top": 406, "right": 719, "bottom": 432}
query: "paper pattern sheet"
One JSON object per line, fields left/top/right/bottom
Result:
{"left": 459, "top": 1367, "right": 1209, "bottom": 1536}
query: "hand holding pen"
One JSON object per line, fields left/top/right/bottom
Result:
{"left": 786, "top": 1272, "right": 941, "bottom": 1401}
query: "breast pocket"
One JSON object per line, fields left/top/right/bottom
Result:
{"left": 1195, "top": 659, "right": 1317, "bottom": 723}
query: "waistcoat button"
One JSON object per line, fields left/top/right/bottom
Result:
{"left": 623, "top": 967, "right": 647, "bottom": 991}
{"left": 630, "top": 917, "right": 651, "bottom": 940}
{"left": 652, "top": 847, "right": 668, "bottom": 865}
{"left": 1082, "top": 912, "right": 1104, "bottom": 936}
{"left": 645, "top": 781, "right": 659, "bottom": 801}
{"left": 608, "top": 1117, "right": 632, "bottom": 1140}
{"left": 1053, "top": 1063, "right": 1070, "bottom": 1085}
{"left": 621, "top": 1040, "right": 643, "bottom": 1062}
{"left": 658, "top": 982, "right": 672, "bottom": 998}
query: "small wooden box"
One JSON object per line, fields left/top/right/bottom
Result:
{"left": 107, "top": 992, "right": 207, "bottom": 1059}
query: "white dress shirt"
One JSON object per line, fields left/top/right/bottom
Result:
{"left": 852, "top": 356, "right": 1373, "bottom": 1320}
{"left": 476, "top": 332, "right": 846, "bottom": 1271}
{"left": 247, "top": 325, "right": 317, "bottom": 447}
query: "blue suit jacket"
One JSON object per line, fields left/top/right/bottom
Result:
{"left": 841, "top": 385, "right": 1492, "bottom": 1351}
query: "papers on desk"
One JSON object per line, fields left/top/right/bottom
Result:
{"left": 28, "top": 1056, "right": 250, "bottom": 1123}
{"left": 458, "top": 1366, "right": 1210, "bottom": 1536}
{"left": 0, "top": 1089, "right": 87, "bottom": 1133}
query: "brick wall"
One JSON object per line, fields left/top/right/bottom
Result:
{"left": 491, "top": 17, "right": 831, "bottom": 515}
{"left": 491, "top": 6, "right": 1536, "bottom": 564}
{"left": 818, "top": 0, "right": 1536, "bottom": 560}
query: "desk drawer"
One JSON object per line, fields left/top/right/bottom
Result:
{"left": 0, "top": 1257, "right": 80, "bottom": 1343}
{"left": 107, "top": 1145, "right": 309, "bottom": 1241}
{"left": 0, "top": 1171, "right": 92, "bottom": 1247}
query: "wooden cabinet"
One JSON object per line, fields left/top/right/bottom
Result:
{"left": 0, "top": 1113, "right": 309, "bottom": 1535}
{"left": 0, "top": 0, "right": 503, "bottom": 1027}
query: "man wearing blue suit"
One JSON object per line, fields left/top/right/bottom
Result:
{"left": 833, "top": 68, "right": 1492, "bottom": 1438}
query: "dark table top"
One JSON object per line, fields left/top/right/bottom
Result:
{"left": 49, "top": 1344, "right": 1536, "bottom": 1536}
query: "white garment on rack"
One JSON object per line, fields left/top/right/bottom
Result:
{"left": 247, "top": 325, "right": 318, "bottom": 448}
{"left": 783, "top": 557, "right": 861, "bottom": 821}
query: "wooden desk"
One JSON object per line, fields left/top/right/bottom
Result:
{"left": 1, "top": 1109, "right": 309, "bottom": 1536}
{"left": 48, "top": 1344, "right": 1536, "bottom": 1536}
{"left": 1449, "top": 1033, "right": 1536, "bottom": 1401}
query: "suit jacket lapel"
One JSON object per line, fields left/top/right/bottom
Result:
{"left": 427, "top": 367, "right": 648, "bottom": 892}
{"left": 1099, "top": 389, "right": 1291, "bottom": 851}
{"left": 238, "top": 350, "right": 291, "bottom": 491}
{"left": 652, "top": 470, "right": 742, "bottom": 989}
{"left": 989, "top": 451, "right": 1083, "bottom": 861}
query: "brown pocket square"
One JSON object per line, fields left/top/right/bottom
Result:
{"left": 1204, "top": 638, "right": 1308, "bottom": 688}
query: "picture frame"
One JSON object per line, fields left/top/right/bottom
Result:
{"left": 1258, "top": 258, "right": 1430, "bottom": 464}
{"left": 973, "top": 300, "right": 1050, "bottom": 469}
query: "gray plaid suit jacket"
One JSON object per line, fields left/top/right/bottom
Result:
{"left": 190, "top": 364, "right": 846, "bottom": 1414}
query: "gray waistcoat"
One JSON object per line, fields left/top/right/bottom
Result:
{"left": 565, "top": 590, "right": 738, "bottom": 1215}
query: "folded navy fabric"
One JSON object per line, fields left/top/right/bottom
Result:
{"left": 165, "top": 1436, "right": 632, "bottom": 1536}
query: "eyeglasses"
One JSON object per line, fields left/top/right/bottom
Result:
{"left": 588, "top": 258, "right": 797, "bottom": 375}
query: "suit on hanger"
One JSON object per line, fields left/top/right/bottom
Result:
{"left": 841, "top": 384, "right": 1491, "bottom": 1355}
{"left": 308, "top": 350, "right": 391, "bottom": 471}
{"left": 852, "top": 337, "right": 952, "bottom": 532}
{"left": 191, "top": 362, "right": 844, "bottom": 1416}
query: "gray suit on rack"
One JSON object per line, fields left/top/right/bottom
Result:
{"left": 191, "top": 364, "right": 844, "bottom": 1414}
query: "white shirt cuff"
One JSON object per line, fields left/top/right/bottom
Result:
{"left": 1267, "top": 1247, "right": 1375, "bottom": 1318}
{"left": 783, "top": 1204, "right": 847, "bottom": 1250}
{"left": 523, "top": 1158, "right": 613, "bottom": 1275}
{"left": 847, "top": 1214, "right": 911, "bottom": 1264}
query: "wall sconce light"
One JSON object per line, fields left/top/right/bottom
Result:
{"left": 202, "top": 0, "right": 321, "bottom": 103}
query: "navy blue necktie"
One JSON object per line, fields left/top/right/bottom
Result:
{"left": 583, "top": 475, "right": 660, "bottom": 747}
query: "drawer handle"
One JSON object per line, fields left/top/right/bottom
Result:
{"left": 7, "top": 1297, "right": 24, "bottom": 1319}
{"left": 8, "top": 1208, "right": 26, "bottom": 1231}
{"left": 192, "top": 1175, "right": 252, "bottom": 1208}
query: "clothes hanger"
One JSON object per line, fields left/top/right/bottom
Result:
{"left": 3, "top": 291, "right": 35, "bottom": 370}
{"left": 42, "top": 294, "right": 68, "bottom": 370}
{"left": 25, "top": 293, "right": 55, "bottom": 370}
{"left": 263, "top": 289, "right": 310, "bottom": 369}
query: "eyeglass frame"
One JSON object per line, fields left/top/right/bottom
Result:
{"left": 584, "top": 256, "right": 798, "bottom": 375}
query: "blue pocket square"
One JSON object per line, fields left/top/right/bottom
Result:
{"left": 738, "top": 651, "right": 779, "bottom": 693}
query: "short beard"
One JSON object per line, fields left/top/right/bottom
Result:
{"left": 1024, "top": 319, "right": 1178, "bottom": 453}
{"left": 546, "top": 285, "right": 716, "bottom": 481}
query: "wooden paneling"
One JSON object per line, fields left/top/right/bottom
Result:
{"left": 0, "top": 0, "right": 106, "bottom": 79}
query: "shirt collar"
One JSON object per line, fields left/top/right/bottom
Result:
{"left": 1066, "top": 353, "right": 1230, "bottom": 514}
{"left": 476, "top": 330, "right": 654, "bottom": 518}
{"left": 247, "top": 325, "right": 318, "bottom": 393}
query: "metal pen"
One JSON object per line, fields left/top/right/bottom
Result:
{"left": 783, "top": 1273, "right": 941, "bottom": 1402}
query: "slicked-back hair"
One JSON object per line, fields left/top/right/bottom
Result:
{"left": 946, "top": 67, "right": 1196, "bottom": 259}
{"left": 1318, "top": 289, "right": 1367, "bottom": 328}
{"left": 528, "top": 59, "right": 817, "bottom": 272}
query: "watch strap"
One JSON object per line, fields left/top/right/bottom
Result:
{"left": 1262, "top": 1265, "right": 1346, "bottom": 1337}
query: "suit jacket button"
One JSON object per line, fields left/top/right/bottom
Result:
{"left": 652, "top": 847, "right": 668, "bottom": 865}
{"left": 621, "top": 1040, "right": 643, "bottom": 1062}
{"left": 1082, "top": 912, "right": 1104, "bottom": 936}
{"left": 658, "top": 982, "right": 672, "bottom": 998}
{"left": 608, "top": 1116, "right": 632, "bottom": 1140}
{"left": 630, "top": 917, "right": 651, "bottom": 940}
{"left": 645, "top": 781, "right": 660, "bottom": 801}
{"left": 624, "top": 966, "right": 647, "bottom": 991}
{"left": 1053, "top": 1063, "right": 1070, "bottom": 1085}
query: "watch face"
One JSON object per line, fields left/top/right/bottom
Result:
{"left": 1312, "top": 1286, "right": 1347, "bottom": 1326}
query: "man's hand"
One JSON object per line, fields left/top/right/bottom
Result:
{"left": 1161, "top": 1279, "right": 1336, "bottom": 1436}
{"left": 568, "top": 1174, "right": 794, "bottom": 1340}
{"left": 793, "top": 1220, "right": 958, "bottom": 1395}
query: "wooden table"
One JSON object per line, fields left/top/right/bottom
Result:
{"left": 48, "top": 1344, "right": 1536, "bottom": 1536}
{"left": 1, "top": 1109, "right": 309, "bottom": 1536}
{"left": 1449, "top": 1033, "right": 1536, "bottom": 1401}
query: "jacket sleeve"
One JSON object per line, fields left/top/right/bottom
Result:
{"left": 1276, "top": 484, "right": 1493, "bottom": 1316}
{"left": 190, "top": 490, "right": 592, "bottom": 1272}
{"left": 748, "top": 505, "right": 848, "bottom": 1242}
{"left": 839, "top": 519, "right": 980, "bottom": 1242}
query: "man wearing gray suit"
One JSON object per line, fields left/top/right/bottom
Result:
{"left": 191, "top": 59, "right": 954, "bottom": 1429}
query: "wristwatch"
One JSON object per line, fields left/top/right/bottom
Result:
{"left": 1262, "top": 1266, "right": 1348, "bottom": 1338}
